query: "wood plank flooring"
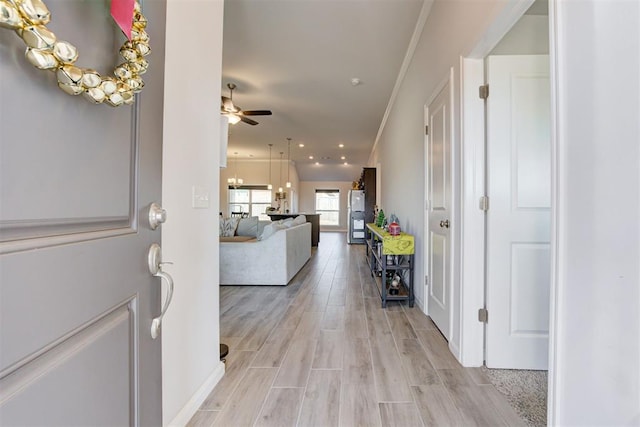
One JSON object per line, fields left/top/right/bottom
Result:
{"left": 189, "top": 232, "right": 526, "bottom": 427}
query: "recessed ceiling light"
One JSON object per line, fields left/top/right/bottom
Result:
{"left": 315, "top": 162, "right": 320, "bottom": 165}
{"left": 309, "top": 155, "right": 314, "bottom": 160}
{"left": 298, "top": 143, "right": 304, "bottom": 148}
{"left": 341, "top": 156, "right": 346, "bottom": 160}
{"left": 344, "top": 162, "right": 348, "bottom": 165}
{"left": 338, "top": 144, "right": 344, "bottom": 148}
{"left": 351, "top": 78, "right": 362, "bottom": 86}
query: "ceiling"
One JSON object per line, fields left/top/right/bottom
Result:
{"left": 222, "top": 0, "right": 425, "bottom": 182}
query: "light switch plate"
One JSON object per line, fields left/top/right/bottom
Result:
{"left": 192, "top": 186, "right": 210, "bottom": 209}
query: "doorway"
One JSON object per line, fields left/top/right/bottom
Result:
{"left": 458, "top": 1, "right": 552, "bottom": 424}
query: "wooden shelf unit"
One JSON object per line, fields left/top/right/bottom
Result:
{"left": 365, "top": 224, "right": 415, "bottom": 308}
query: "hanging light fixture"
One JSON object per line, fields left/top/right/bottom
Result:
{"left": 286, "top": 137, "right": 292, "bottom": 189}
{"left": 267, "top": 144, "right": 273, "bottom": 190}
{"left": 278, "top": 151, "right": 284, "bottom": 193}
{"left": 227, "top": 152, "right": 243, "bottom": 188}
{"left": 224, "top": 113, "right": 241, "bottom": 125}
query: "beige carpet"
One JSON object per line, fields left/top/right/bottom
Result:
{"left": 481, "top": 367, "right": 548, "bottom": 427}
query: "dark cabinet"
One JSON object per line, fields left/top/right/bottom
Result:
{"left": 362, "top": 167, "right": 376, "bottom": 225}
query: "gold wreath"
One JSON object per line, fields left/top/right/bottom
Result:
{"left": 0, "top": 0, "right": 150, "bottom": 107}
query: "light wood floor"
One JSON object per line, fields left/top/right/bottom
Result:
{"left": 188, "top": 232, "right": 526, "bottom": 427}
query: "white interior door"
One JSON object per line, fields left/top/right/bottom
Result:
{"left": 0, "top": 0, "right": 166, "bottom": 423}
{"left": 425, "top": 76, "right": 452, "bottom": 340}
{"left": 486, "top": 55, "right": 551, "bottom": 369}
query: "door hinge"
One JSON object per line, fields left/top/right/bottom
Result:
{"left": 425, "top": 275, "right": 429, "bottom": 286}
{"left": 479, "top": 196, "right": 489, "bottom": 211}
{"left": 479, "top": 84, "right": 489, "bottom": 100}
{"left": 425, "top": 125, "right": 429, "bottom": 135}
{"left": 478, "top": 308, "right": 488, "bottom": 323}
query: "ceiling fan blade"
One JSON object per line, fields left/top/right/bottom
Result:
{"left": 239, "top": 116, "right": 259, "bottom": 126}
{"left": 221, "top": 96, "right": 236, "bottom": 112}
{"left": 241, "top": 110, "right": 272, "bottom": 116}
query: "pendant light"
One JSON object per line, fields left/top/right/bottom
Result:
{"left": 278, "top": 151, "right": 284, "bottom": 193}
{"left": 267, "top": 144, "right": 273, "bottom": 190}
{"left": 227, "top": 152, "right": 243, "bottom": 188}
{"left": 286, "top": 137, "right": 292, "bottom": 189}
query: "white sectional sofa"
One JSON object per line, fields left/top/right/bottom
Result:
{"left": 219, "top": 222, "right": 311, "bottom": 285}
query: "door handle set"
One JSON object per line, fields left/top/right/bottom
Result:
{"left": 147, "top": 202, "right": 173, "bottom": 339}
{"left": 148, "top": 243, "right": 174, "bottom": 339}
{"left": 439, "top": 219, "right": 450, "bottom": 229}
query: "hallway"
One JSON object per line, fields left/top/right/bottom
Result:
{"left": 189, "top": 232, "right": 527, "bottom": 426}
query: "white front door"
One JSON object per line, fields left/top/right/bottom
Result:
{"left": 0, "top": 0, "right": 166, "bottom": 423}
{"left": 485, "top": 55, "right": 551, "bottom": 369}
{"left": 425, "top": 74, "right": 453, "bottom": 340}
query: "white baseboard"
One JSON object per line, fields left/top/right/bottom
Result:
{"left": 167, "top": 361, "right": 225, "bottom": 427}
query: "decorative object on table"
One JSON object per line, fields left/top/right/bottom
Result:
{"left": 389, "top": 273, "right": 401, "bottom": 295}
{"left": 375, "top": 209, "right": 385, "bottom": 227}
{"left": 388, "top": 221, "right": 401, "bottom": 236}
{"left": 0, "top": 0, "right": 151, "bottom": 106}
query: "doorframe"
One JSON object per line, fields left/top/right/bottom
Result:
{"left": 457, "top": 0, "right": 559, "bottom": 423}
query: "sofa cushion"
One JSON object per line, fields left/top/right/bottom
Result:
{"left": 236, "top": 216, "right": 259, "bottom": 237}
{"left": 219, "top": 217, "right": 239, "bottom": 237}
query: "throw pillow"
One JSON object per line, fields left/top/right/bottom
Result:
{"left": 236, "top": 216, "right": 259, "bottom": 237}
{"left": 279, "top": 218, "right": 294, "bottom": 228}
{"left": 258, "top": 223, "right": 275, "bottom": 241}
{"left": 292, "top": 215, "right": 306, "bottom": 226}
{"left": 219, "top": 217, "right": 239, "bottom": 237}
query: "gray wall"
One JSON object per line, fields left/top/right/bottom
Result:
{"left": 490, "top": 15, "right": 549, "bottom": 55}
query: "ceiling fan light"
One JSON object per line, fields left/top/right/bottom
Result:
{"left": 225, "top": 113, "right": 241, "bottom": 124}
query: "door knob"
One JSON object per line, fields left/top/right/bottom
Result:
{"left": 439, "top": 219, "right": 450, "bottom": 228}
{"left": 148, "top": 202, "right": 167, "bottom": 230}
{"left": 148, "top": 243, "right": 174, "bottom": 339}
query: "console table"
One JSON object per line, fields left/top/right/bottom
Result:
{"left": 267, "top": 213, "right": 320, "bottom": 247}
{"left": 365, "top": 223, "right": 415, "bottom": 308}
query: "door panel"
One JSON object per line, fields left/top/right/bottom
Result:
{"left": 1, "top": 302, "right": 134, "bottom": 425}
{"left": 426, "top": 75, "right": 452, "bottom": 339}
{"left": 510, "top": 243, "right": 551, "bottom": 335}
{"left": 486, "top": 55, "right": 550, "bottom": 369}
{"left": 0, "top": 0, "right": 166, "bottom": 423}
{"left": 429, "top": 232, "right": 446, "bottom": 306}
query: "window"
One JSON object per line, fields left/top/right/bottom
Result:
{"left": 229, "top": 186, "right": 272, "bottom": 220}
{"left": 315, "top": 189, "right": 340, "bottom": 226}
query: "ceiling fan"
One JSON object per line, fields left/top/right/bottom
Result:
{"left": 221, "top": 83, "right": 272, "bottom": 126}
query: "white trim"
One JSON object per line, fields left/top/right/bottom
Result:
{"left": 167, "top": 362, "right": 225, "bottom": 427}
{"left": 546, "top": 0, "right": 561, "bottom": 423}
{"left": 369, "top": 0, "right": 434, "bottom": 162}
{"left": 458, "top": 56, "right": 486, "bottom": 367}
